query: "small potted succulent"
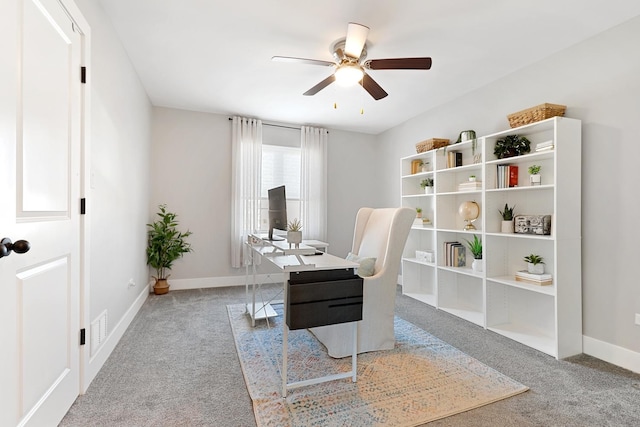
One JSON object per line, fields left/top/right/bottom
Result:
{"left": 465, "top": 234, "right": 483, "bottom": 272}
{"left": 286, "top": 218, "right": 303, "bottom": 248}
{"left": 528, "top": 164, "right": 541, "bottom": 186}
{"left": 420, "top": 177, "right": 434, "bottom": 194}
{"left": 523, "top": 253, "right": 545, "bottom": 274}
{"left": 415, "top": 207, "right": 423, "bottom": 218}
{"left": 499, "top": 203, "right": 516, "bottom": 233}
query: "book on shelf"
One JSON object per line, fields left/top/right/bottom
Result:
{"left": 509, "top": 165, "right": 518, "bottom": 187}
{"left": 515, "top": 270, "right": 552, "bottom": 280}
{"left": 453, "top": 244, "right": 466, "bottom": 267}
{"left": 447, "top": 152, "right": 463, "bottom": 168}
{"left": 458, "top": 181, "right": 482, "bottom": 191}
{"left": 496, "top": 164, "right": 519, "bottom": 188}
{"left": 515, "top": 276, "right": 553, "bottom": 286}
{"left": 515, "top": 270, "right": 553, "bottom": 285}
{"left": 535, "top": 140, "right": 554, "bottom": 152}
{"left": 444, "top": 241, "right": 466, "bottom": 267}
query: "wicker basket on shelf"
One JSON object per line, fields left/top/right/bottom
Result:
{"left": 507, "top": 103, "right": 566, "bottom": 128}
{"left": 416, "top": 138, "right": 449, "bottom": 153}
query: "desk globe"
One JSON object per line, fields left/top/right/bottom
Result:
{"left": 458, "top": 201, "right": 479, "bottom": 230}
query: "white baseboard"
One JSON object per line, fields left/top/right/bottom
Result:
{"left": 83, "top": 286, "right": 149, "bottom": 391}
{"left": 583, "top": 335, "right": 640, "bottom": 374}
{"left": 151, "top": 273, "right": 285, "bottom": 292}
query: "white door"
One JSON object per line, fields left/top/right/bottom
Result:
{"left": 0, "top": 0, "right": 84, "bottom": 425}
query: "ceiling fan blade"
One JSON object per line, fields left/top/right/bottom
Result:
{"left": 272, "top": 56, "right": 335, "bottom": 67}
{"left": 361, "top": 72, "right": 388, "bottom": 100}
{"left": 365, "top": 57, "right": 432, "bottom": 70}
{"left": 344, "top": 22, "right": 369, "bottom": 58}
{"left": 303, "top": 74, "right": 336, "bottom": 96}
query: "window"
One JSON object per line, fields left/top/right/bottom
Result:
{"left": 259, "top": 143, "right": 301, "bottom": 232}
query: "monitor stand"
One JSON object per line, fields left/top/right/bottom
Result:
{"left": 267, "top": 231, "right": 284, "bottom": 241}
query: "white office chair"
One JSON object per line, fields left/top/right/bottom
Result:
{"left": 310, "top": 207, "right": 415, "bottom": 358}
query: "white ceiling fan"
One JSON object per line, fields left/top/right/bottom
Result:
{"left": 272, "top": 22, "right": 432, "bottom": 100}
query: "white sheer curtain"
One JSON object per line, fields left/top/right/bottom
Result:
{"left": 300, "top": 126, "right": 328, "bottom": 241}
{"left": 231, "top": 117, "right": 262, "bottom": 268}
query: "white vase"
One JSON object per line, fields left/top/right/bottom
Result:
{"left": 472, "top": 259, "right": 483, "bottom": 272}
{"left": 530, "top": 174, "right": 541, "bottom": 186}
{"left": 501, "top": 220, "right": 514, "bottom": 233}
{"left": 424, "top": 187, "right": 433, "bottom": 194}
{"left": 527, "top": 263, "right": 544, "bottom": 274}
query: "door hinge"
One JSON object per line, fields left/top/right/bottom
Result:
{"left": 81, "top": 66, "right": 86, "bottom": 84}
{"left": 80, "top": 328, "right": 86, "bottom": 346}
{"left": 80, "top": 198, "right": 86, "bottom": 215}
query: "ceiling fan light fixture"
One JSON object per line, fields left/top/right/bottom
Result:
{"left": 334, "top": 63, "right": 364, "bottom": 87}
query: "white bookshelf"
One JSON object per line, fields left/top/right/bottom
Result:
{"left": 400, "top": 117, "right": 582, "bottom": 359}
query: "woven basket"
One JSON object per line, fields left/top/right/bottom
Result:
{"left": 507, "top": 103, "right": 566, "bottom": 128}
{"left": 416, "top": 138, "right": 449, "bottom": 153}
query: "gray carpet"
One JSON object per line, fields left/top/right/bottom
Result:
{"left": 60, "top": 285, "right": 640, "bottom": 426}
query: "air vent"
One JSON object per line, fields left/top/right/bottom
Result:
{"left": 90, "top": 310, "right": 108, "bottom": 356}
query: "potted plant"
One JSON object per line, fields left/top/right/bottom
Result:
{"left": 287, "top": 218, "right": 303, "bottom": 248}
{"left": 528, "top": 164, "right": 541, "bottom": 186}
{"left": 146, "top": 204, "right": 193, "bottom": 295}
{"left": 415, "top": 207, "right": 422, "bottom": 218}
{"left": 499, "top": 203, "right": 516, "bottom": 233}
{"left": 464, "top": 234, "right": 483, "bottom": 272}
{"left": 468, "top": 175, "right": 477, "bottom": 182}
{"left": 523, "top": 253, "right": 545, "bottom": 274}
{"left": 420, "top": 160, "right": 430, "bottom": 173}
{"left": 493, "top": 135, "right": 531, "bottom": 159}
{"left": 420, "top": 177, "right": 434, "bottom": 194}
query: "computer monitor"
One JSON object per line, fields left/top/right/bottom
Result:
{"left": 267, "top": 185, "right": 287, "bottom": 241}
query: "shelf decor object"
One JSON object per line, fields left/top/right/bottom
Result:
{"left": 514, "top": 215, "right": 551, "bottom": 235}
{"left": 400, "top": 116, "right": 582, "bottom": 360}
{"left": 507, "top": 103, "right": 566, "bottom": 128}
{"left": 416, "top": 138, "right": 449, "bottom": 153}
{"left": 458, "top": 201, "right": 479, "bottom": 230}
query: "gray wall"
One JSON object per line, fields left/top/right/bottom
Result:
{"left": 74, "top": 0, "right": 152, "bottom": 386}
{"left": 377, "top": 16, "right": 640, "bottom": 358}
{"left": 149, "top": 109, "right": 383, "bottom": 283}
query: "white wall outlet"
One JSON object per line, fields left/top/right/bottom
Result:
{"left": 635, "top": 313, "right": 640, "bottom": 326}
{"left": 128, "top": 278, "right": 135, "bottom": 288}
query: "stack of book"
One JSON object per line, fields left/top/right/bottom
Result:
{"left": 446, "top": 151, "right": 462, "bottom": 168}
{"left": 444, "top": 241, "right": 466, "bottom": 267}
{"left": 496, "top": 165, "right": 518, "bottom": 188}
{"left": 458, "top": 181, "right": 482, "bottom": 191}
{"left": 535, "top": 140, "right": 554, "bottom": 152}
{"left": 515, "top": 270, "right": 553, "bottom": 286}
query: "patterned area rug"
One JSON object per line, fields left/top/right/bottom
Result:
{"left": 228, "top": 303, "right": 528, "bottom": 427}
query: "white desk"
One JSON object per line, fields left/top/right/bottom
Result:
{"left": 245, "top": 234, "right": 360, "bottom": 397}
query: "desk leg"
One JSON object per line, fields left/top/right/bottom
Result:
{"left": 282, "top": 323, "right": 289, "bottom": 398}
{"left": 351, "top": 322, "right": 357, "bottom": 383}
{"left": 282, "top": 271, "right": 289, "bottom": 398}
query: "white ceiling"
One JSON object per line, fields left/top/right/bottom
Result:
{"left": 97, "top": 0, "right": 640, "bottom": 134}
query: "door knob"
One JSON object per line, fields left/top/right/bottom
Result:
{"left": 0, "top": 238, "right": 31, "bottom": 259}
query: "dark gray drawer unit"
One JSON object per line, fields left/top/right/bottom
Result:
{"left": 286, "top": 268, "right": 363, "bottom": 330}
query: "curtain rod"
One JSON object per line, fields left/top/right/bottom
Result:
{"left": 228, "top": 117, "right": 298, "bottom": 130}
{"left": 228, "top": 117, "right": 327, "bottom": 133}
